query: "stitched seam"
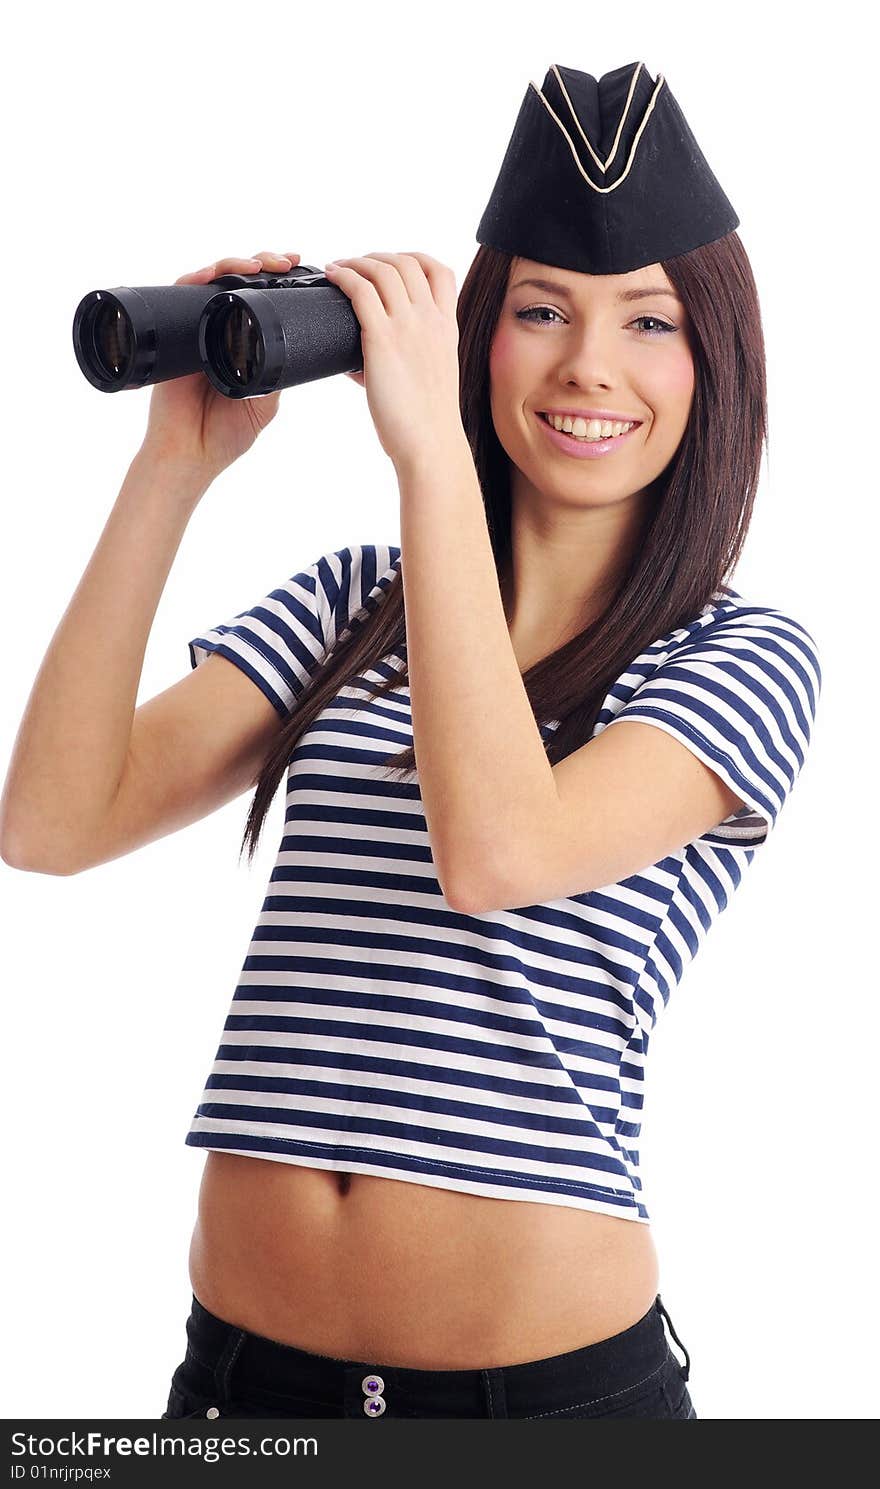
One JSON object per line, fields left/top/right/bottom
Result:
{"left": 482, "top": 1369, "right": 503, "bottom": 1417}
{"left": 184, "top": 1342, "right": 216, "bottom": 1372}
{"left": 218, "top": 1330, "right": 247, "bottom": 1397}
{"left": 612, "top": 705, "right": 773, "bottom": 824}
{"left": 186, "top": 1135, "right": 641, "bottom": 1204}
{"left": 522, "top": 1358, "right": 666, "bottom": 1419}
{"left": 203, "top": 635, "right": 304, "bottom": 706}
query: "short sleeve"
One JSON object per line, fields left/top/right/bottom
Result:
{"left": 188, "top": 542, "right": 401, "bottom": 720}
{"left": 603, "top": 608, "right": 822, "bottom": 849}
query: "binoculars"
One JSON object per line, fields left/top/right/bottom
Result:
{"left": 72, "top": 263, "right": 364, "bottom": 399}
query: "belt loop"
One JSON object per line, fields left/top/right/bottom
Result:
{"left": 656, "top": 1294, "right": 691, "bottom": 1381}
{"left": 482, "top": 1367, "right": 508, "bottom": 1419}
{"left": 212, "top": 1326, "right": 248, "bottom": 1403}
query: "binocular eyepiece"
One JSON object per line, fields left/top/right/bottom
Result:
{"left": 72, "top": 264, "right": 364, "bottom": 398}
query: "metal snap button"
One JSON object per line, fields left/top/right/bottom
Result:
{"left": 361, "top": 1373, "right": 385, "bottom": 1396}
{"left": 363, "top": 1394, "right": 386, "bottom": 1416}
{"left": 206, "top": 1406, "right": 220, "bottom": 1419}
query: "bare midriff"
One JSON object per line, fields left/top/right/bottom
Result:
{"left": 187, "top": 1153, "right": 661, "bottom": 1369}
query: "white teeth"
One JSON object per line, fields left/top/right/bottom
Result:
{"left": 541, "top": 416, "right": 637, "bottom": 437}
{"left": 543, "top": 414, "right": 636, "bottom": 440}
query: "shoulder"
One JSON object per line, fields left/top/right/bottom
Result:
{"left": 309, "top": 543, "right": 402, "bottom": 636}
{"left": 690, "top": 590, "right": 822, "bottom": 690}
{"left": 305, "top": 542, "right": 401, "bottom": 596}
{"left": 646, "top": 589, "right": 823, "bottom": 738}
{"left": 603, "top": 589, "right": 823, "bottom": 730}
{"left": 614, "top": 589, "right": 821, "bottom": 679}
{"left": 316, "top": 542, "right": 401, "bottom": 586}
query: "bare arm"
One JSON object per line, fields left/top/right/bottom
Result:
{"left": 0, "top": 247, "right": 304, "bottom": 875}
{"left": 0, "top": 450, "right": 211, "bottom": 873}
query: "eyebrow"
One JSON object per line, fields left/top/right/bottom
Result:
{"left": 510, "top": 277, "right": 683, "bottom": 304}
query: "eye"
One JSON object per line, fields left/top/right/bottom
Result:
{"left": 631, "top": 315, "right": 677, "bottom": 336}
{"left": 515, "top": 305, "right": 677, "bottom": 336}
{"left": 515, "top": 305, "right": 565, "bottom": 325}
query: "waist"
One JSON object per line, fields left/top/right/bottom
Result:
{"left": 188, "top": 1152, "right": 661, "bottom": 1369}
{"left": 177, "top": 1290, "right": 680, "bottom": 1418}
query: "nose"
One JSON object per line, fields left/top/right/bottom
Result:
{"left": 553, "top": 326, "right": 617, "bottom": 390}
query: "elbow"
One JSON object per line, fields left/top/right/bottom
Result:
{"left": 436, "top": 846, "right": 486, "bottom": 914}
{"left": 442, "top": 870, "right": 501, "bottom": 916}
{"left": 0, "top": 830, "right": 29, "bottom": 872}
{"left": 439, "top": 843, "right": 521, "bottom": 916}
{"left": 444, "top": 859, "right": 539, "bottom": 914}
{"left": 1, "top": 852, "right": 75, "bottom": 877}
{"left": 0, "top": 830, "right": 77, "bottom": 877}
{"left": 444, "top": 883, "right": 480, "bottom": 915}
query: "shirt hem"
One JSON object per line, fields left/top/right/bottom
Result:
{"left": 184, "top": 1128, "right": 651, "bottom": 1223}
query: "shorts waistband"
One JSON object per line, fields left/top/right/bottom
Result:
{"left": 185, "top": 1292, "right": 687, "bottom": 1417}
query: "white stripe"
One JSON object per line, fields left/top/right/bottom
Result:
{"left": 185, "top": 545, "right": 821, "bottom": 1220}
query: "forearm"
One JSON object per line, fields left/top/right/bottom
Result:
{"left": 396, "top": 435, "right": 558, "bottom": 908}
{"left": 0, "top": 449, "right": 211, "bottom": 870}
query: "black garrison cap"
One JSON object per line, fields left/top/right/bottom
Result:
{"left": 476, "top": 61, "right": 739, "bottom": 276}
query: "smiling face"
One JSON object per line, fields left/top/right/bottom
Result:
{"left": 488, "top": 256, "right": 696, "bottom": 508}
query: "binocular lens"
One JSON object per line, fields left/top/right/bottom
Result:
{"left": 207, "top": 299, "right": 264, "bottom": 389}
{"left": 86, "top": 296, "right": 135, "bottom": 382}
{"left": 73, "top": 267, "right": 362, "bottom": 397}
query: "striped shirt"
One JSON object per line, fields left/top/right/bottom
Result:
{"left": 184, "top": 543, "right": 822, "bottom": 1221}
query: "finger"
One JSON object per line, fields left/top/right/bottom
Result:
{"left": 323, "top": 261, "right": 389, "bottom": 327}
{"left": 212, "top": 256, "right": 264, "bottom": 273}
{"left": 175, "top": 266, "right": 219, "bottom": 285}
{"left": 399, "top": 251, "right": 459, "bottom": 313}
{"left": 359, "top": 252, "right": 436, "bottom": 306}
{"left": 180, "top": 247, "right": 300, "bottom": 284}
{"left": 325, "top": 255, "right": 411, "bottom": 316}
{"left": 177, "top": 251, "right": 301, "bottom": 287}
{"left": 252, "top": 251, "right": 295, "bottom": 267}
{"left": 176, "top": 260, "right": 257, "bottom": 287}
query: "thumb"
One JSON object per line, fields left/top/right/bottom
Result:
{"left": 251, "top": 389, "right": 282, "bottom": 427}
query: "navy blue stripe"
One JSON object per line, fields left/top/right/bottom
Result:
{"left": 210, "top": 1041, "right": 622, "bottom": 1100}
{"left": 183, "top": 1132, "right": 645, "bottom": 1211}
{"left": 187, "top": 641, "right": 288, "bottom": 719}
{"left": 185, "top": 546, "right": 820, "bottom": 1222}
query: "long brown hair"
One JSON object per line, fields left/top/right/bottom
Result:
{"left": 238, "top": 231, "right": 767, "bottom": 867}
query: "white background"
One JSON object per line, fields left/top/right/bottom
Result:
{"left": 1, "top": 0, "right": 874, "bottom": 1422}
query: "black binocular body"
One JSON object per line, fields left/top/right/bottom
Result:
{"left": 72, "top": 264, "right": 364, "bottom": 399}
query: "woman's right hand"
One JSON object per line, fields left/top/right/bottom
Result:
{"left": 139, "top": 250, "right": 302, "bottom": 480}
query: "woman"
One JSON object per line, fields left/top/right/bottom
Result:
{"left": 0, "top": 61, "right": 821, "bottom": 1420}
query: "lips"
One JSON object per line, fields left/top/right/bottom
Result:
{"left": 538, "top": 411, "right": 643, "bottom": 427}
{"left": 537, "top": 412, "right": 640, "bottom": 437}
{"left": 534, "top": 410, "right": 644, "bottom": 460}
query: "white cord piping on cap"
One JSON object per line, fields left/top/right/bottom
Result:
{"left": 550, "top": 60, "right": 643, "bottom": 175}
{"left": 528, "top": 63, "right": 665, "bottom": 195}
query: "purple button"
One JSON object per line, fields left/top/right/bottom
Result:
{"left": 361, "top": 1374, "right": 385, "bottom": 1396}
{"left": 363, "top": 1395, "right": 386, "bottom": 1416}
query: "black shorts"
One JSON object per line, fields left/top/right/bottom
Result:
{"left": 161, "top": 1292, "right": 697, "bottom": 1420}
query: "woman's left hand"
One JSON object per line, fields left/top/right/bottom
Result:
{"left": 323, "top": 252, "right": 464, "bottom": 471}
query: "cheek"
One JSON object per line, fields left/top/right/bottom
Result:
{"left": 488, "top": 329, "right": 526, "bottom": 433}
{"left": 663, "top": 345, "right": 696, "bottom": 402}
{"left": 489, "top": 323, "right": 547, "bottom": 389}
{"left": 488, "top": 326, "right": 517, "bottom": 386}
{"left": 643, "top": 345, "right": 695, "bottom": 432}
